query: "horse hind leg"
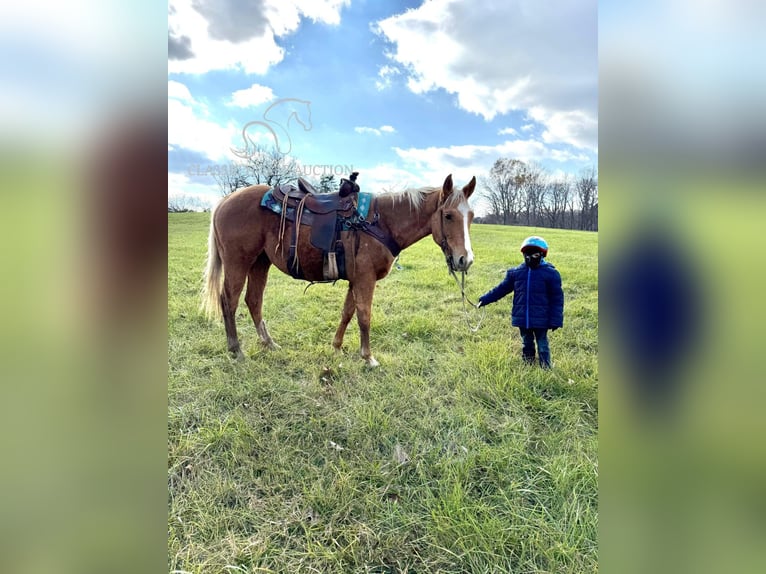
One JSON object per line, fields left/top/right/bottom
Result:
{"left": 245, "top": 255, "right": 279, "bottom": 350}
{"left": 221, "top": 266, "right": 248, "bottom": 360}
{"left": 333, "top": 285, "right": 356, "bottom": 352}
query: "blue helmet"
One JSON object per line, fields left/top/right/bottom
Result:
{"left": 520, "top": 236, "right": 548, "bottom": 256}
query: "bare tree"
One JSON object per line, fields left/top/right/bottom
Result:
{"left": 239, "top": 143, "right": 300, "bottom": 188}
{"left": 211, "top": 161, "right": 252, "bottom": 196}
{"left": 520, "top": 162, "right": 545, "bottom": 226}
{"left": 482, "top": 158, "right": 530, "bottom": 224}
{"left": 480, "top": 159, "right": 597, "bottom": 230}
{"left": 298, "top": 173, "right": 336, "bottom": 194}
{"left": 318, "top": 173, "right": 336, "bottom": 194}
{"left": 168, "top": 194, "right": 209, "bottom": 212}
{"left": 566, "top": 186, "right": 577, "bottom": 229}
{"left": 541, "top": 177, "right": 571, "bottom": 228}
{"left": 576, "top": 167, "right": 598, "bottom": 231}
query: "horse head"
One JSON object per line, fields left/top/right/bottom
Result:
{"left": 431, "top": 174, "right": 476, "bottom": 273}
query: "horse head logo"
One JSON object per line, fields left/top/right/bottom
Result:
{"left": 232, "top": 98, "right": 313, "bottom": 159}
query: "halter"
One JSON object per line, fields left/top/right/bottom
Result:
{"left": 437, "top": 203, "right": 456, "bottom": 273}
{"left": 436, "top": 202, "right": 485, "bottom": 332}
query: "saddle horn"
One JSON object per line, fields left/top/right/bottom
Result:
{"left": 339, "top": 171, "right": 361, "bottom": 197}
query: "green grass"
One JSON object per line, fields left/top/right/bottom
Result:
{"left": 169, "top": 213, "right": 598, "bottom": 573}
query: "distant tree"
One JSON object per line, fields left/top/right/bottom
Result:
{"left": 168, "top": 194, "right": 209, "bottom": 212}
{"left": 520, "top": 163, "right": 545, "bottom": 226}
{"left": 168, "top": 200, "right": 191, "bottom": 213}
{"left": 238, "top": 143, "right": 300, "bottom": 188}
{"left": 576, "top": 167, "right": 598, "bottom": 231}
{"left": 211, "top": 161, "right": 252, "bottom": 196}
{"left": 318, "top": 174, "right": 336, "bottom": 194}
{"left": 541, "top": 177, "right": 571, "bottom": 228}
{"left": 566, "top": 188, "right": 577, "bottom": 229}
{"left": 482, "top": 158, "right": 530, "bottom": 224}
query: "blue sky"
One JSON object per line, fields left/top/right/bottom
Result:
{"left": 168, "top": 0, "right": 597, "bottom": 211}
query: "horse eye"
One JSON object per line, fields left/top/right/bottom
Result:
{"left": 445, "top": 213, "right": 453, "bottom": 221}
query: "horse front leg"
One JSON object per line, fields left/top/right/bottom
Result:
{"left": 333, "top": 285, "right": 356, "bottom": 352}
{"left": 353, "top": 282, "right": 379, "bottom": 367}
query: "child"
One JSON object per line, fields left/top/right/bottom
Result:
{"left": 476, "top": 236, "right": 564, "bottom": 368}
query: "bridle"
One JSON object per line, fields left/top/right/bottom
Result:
{"left": 436, "top": 203, "right": 458, "bottom": 273}
{"left": 436, "top": 204, "right": 485, "bottom": 332}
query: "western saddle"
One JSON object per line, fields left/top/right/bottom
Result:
{"left": 274, "top": 176, "right": 358, "bottom": 215}
{"left": 269, "top": 173, "right": 361, "bottom": 281}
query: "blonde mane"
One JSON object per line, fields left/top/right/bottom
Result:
{"left": 378, "top": 186, "right": 439, "bottom": 210}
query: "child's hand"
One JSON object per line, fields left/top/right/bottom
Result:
{"left": 474, "top": 301, "right": 483, "bottom": 309}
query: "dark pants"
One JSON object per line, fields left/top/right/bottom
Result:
{"left": 519, "top": 327, "right": 551, "bottom": 368}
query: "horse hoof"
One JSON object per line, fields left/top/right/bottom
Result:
{"left": 365, "top": 356, "right": 380, "bottom": 368}
{"left": 232, "top": 350, "right": 246, "bottom": 361}
{"left": 261, "top": 341, "right": 281, "bottom": 350}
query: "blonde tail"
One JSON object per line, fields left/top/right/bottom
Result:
{"left": 201, "top": 203, "right": 224, "bottom": 319}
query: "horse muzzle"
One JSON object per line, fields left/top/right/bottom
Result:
{"left": 445, "top": 251, "right": 473, "bottom": 273}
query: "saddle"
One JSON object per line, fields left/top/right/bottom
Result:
{"left": 268, "top": 173, "right": 361, "bottom": 280}
{"left": 274, "top": 178, "right": 356, "bottom": 216}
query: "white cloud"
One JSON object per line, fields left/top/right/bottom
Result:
{"left": 168, "top": 95, "right": 237, "bottom": 162}
{"left": 355, "top": 126, "right": 380, "bottom": 135}
{"left": 374, "top": 0, "right": 597, "bottom": 150}
{"left": 169, "top": 0, "right": 350, "bottom": 75}
{"left": 168, "top": 80, "right": 193, "bottom": 102}
{"left": 279, "top": 0, "right": 349, "bottom": 27}
{"left": 528, "top": 107, "right": 597, "bottom": 151}
{"left": 355, "top": 125, "right": 396, "bottom": 136}
{"left": 498, "top": 127, "right": 517, "bottom": 136}
{"left": 229, "top": 84, "right": 276, "bottom": 108}
{"left": 375, "top": 65, "right": 402, "bottom": 90}
{"left": 353, "top": 163, "right": 422, "bottom": 194}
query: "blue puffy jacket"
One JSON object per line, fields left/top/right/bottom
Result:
{"left": 478, "top": 261, "right": 564, "bottom": 329}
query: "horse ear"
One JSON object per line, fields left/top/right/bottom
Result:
{"left": 462, "top": 176, "right": 476, "bottom": 199}
{"left": 441, "top": 174, "right": 454, "bottom": 202}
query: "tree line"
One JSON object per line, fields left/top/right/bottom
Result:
{"left": 479, "top": 158, "right": 597, "bottom": 231}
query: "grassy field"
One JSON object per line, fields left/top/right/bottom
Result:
{"left": 168, "top": 212, "right": 598, "bottom": 573}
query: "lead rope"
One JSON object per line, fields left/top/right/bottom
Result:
{"left": 449, "top": 268, "right": 485, "bottom": 332}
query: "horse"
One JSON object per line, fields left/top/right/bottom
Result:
{"left": 201, "top": 174, "right": 476, "bottom": 367}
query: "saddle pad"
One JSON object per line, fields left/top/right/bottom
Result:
{"left": 356, "top": 192, "right": 372, "bottom": 219}
{"left": 260, "top": 189, "right": 281, "bottom": 213}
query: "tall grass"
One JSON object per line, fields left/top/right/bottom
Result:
{"left": 169, "top": 213, "right": 598, "bottom": 573}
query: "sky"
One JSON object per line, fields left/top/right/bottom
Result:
{"left": 168, "top": 0, "right": 598, "bottom": 211}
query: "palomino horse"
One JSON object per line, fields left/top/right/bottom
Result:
{"left": 201, "top": 174, "right": 476, "bottom": 366}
